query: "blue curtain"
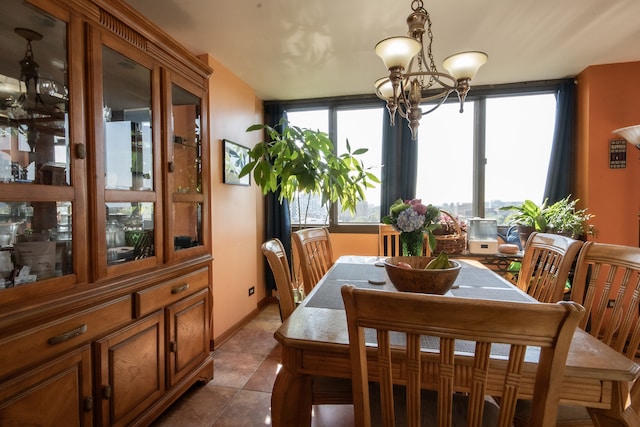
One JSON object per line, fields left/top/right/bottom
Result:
{"left": 263, "top": 104, "right": 290, "bottom": 293}
{"left": 380, "top": 111, "right": 418, "bottom": 218}
{"left": 544, "top": 80, "right": 576, "bottom": 204}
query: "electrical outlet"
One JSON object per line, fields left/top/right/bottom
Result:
{"left": 248, "top": 286, "right": 255, "bottom": 296}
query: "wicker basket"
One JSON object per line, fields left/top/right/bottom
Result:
{"left": 434, "top": 210, "right": 466, "bottom": 255}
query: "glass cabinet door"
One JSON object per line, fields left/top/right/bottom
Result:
{"left": 100, "top": 44, "right": 157, "bottom": 268}
{"left": 0, "top": 2, "right": 74, "bottom": 288}
{"left": 170, "top": 83, "right": 204, "bottom": 254}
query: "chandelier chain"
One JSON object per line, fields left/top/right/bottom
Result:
{"left": 411, "top": 0, "right": 426, "bottom": 13}
{"left": 423, "top": 11, "right": 437, "bottom": 88}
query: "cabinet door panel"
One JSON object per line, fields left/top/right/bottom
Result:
{"left": 0, "top": 345, "right": 92, "bottom": 427}
{"left": 96, "top": 311, "right": 164, "bottom": 427}
{"left": 167, "top": 288, "right": 210, "bottom": 387}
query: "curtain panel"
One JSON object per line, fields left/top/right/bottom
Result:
{"left": 380, "top": 112, "right": 418, "bottom": 218}
{"left": 263, "top": 104, "right": 291, "bottom": 292}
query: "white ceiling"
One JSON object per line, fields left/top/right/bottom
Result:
{"left": 124, "top": 0, "right": 640, "bottom": 101}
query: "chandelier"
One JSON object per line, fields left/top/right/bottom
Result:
{"left": 374, "top": 0, "right": 487, "bottom": 140}
{"left": 9, "top": 28, "right": 68, "bottom": 151}
{"left": 15, "top": 28, "right": 68, "bottom": 116}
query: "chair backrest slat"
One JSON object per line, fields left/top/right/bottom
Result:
{"left": 293, "top": 227, "right": 333, "bottom": 295}
{"left": 517, "top": 232, "right": 584, "bottom": 302}
{"left": 342, "top": 285, "right": 584, "bottom": 427}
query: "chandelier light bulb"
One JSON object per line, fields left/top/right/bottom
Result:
{"left": 375, "top": 36, "right": 421, "bottom": 71}
{"left": 442, "top": 51, "right": 488, "bottom": 81}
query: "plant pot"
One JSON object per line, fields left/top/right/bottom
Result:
{"left": 517, "top": 225, "right": 535, "bottom": 250}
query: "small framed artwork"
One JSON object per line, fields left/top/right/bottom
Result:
{"left": 609, "top": 138, "right": 627, "bottom": 169}
{"left": 223, "top": 139, "right": 251, "bottom": 186}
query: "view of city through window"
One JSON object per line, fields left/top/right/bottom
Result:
{"left": 287, "top": 92, "right": 556, "bottom": 228}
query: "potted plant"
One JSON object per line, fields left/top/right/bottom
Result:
{"left": 239, "top": 120, "right": 379, "bottom": 225}
{"left": 499, "top": 199, "right": 548, "bottom": 248}
{"left": 544, "top": 195, "right": 594, "bottom": 239}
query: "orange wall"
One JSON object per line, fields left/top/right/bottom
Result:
{"left": 331, "top": 233, "right": 379, "bottom": 259}
{"left": 576, "top": 61, "right": 640, "bottom": 246}
{"left": 198, "top": 54, "right": 265, "bottom": 341}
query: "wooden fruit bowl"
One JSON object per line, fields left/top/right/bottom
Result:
{"left": 384, "top": 256, "right": 461, "bottom": 294}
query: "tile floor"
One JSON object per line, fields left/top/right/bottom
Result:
{"left": 151, "top": 302, "right": 355, "bottom": 427}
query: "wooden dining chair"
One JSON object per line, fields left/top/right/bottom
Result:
{"left": 341, "top": 284, "right": 584, "bottom": 427}
{"left": 292, "top": 227, "right": 334, "bottom": 295}
{"left": 516, "top": 232, "right": 584, "bottom": 303}
{"left": 379, "top": 224, "right": 401, "bottom": 257}
{"left": 378, "top": 224, "right": 432, "bottom": 257}
{"left": 566, "top": 242, "right": 640, "bottom": 425}
{"left": 262, "top": 239, "right": 297, "bottom": 322}
{"left": 262, "top": 238, "right": 353, "bottom": 407}
{"left": 516, "top": 241, "right": 640, "bottom": 426}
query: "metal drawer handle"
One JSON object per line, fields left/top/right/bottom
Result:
{"left": 47, "top": 324, "right": 88, "bottom": 345}
{"left": 171, "top": 283, "right": 189, "bottom": 294}
{"left": 83, "top": 396, "right": 94, "bottom": 412}
{"left": 102, "top": 384, "right": 112, "bottom": 400}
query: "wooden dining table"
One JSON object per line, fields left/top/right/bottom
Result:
{"left": 271, "top": 256, "right": 640, "bottom": 427}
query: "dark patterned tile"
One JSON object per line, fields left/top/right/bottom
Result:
{"left": 311, "top": 404, "right": 355, "bottom": 427}
{"left": 211, "top": 350, "right": 265, "bottom": 389}
{"left": 212, "top": 389, "right": 272, "bottom": 426}
{"left": 245, "top": 303, "right": 282, "bottom": 333}
{"left": 268, "top": 343, "right": 282, "bottom": 360}
{"left": 217, "top": 328, "right": 278, "bottom": 357}
{"left": 243, "top": 356, "right": 281, "bottom": 393}
{"left": 150, "top": 384, "right": 237, "bottom": 427}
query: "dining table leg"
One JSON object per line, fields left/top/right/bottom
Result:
{"left": 271, "top": 350, "right": 313, "bottom": 427}
{"left": 588, "top": 381, "right": 640, "bottom": 427}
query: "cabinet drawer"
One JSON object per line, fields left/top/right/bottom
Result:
{"left": 134, "top": 268, "right": 209, "bottom": 318}
{"left": 0, "top": 295, "right": 132, "bottom": 379}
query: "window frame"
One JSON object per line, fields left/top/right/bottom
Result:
{"left": 267, "top": 78, "right": 570, "bottom": 234}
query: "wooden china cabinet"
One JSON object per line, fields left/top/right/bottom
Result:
{"left": 0, "top": 0, "right": 213, "bottom": 425}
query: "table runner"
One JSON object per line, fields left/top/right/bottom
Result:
{"left": 306, "top": 259, "right": 531, "bottom": 310}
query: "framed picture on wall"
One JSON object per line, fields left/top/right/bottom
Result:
{"left": 223, "top": 139, "right": 251, "bottom": 186}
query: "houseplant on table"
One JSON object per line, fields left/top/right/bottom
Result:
{"left": 500, "top": 199, "right": 548, "bottom": 248}
{"left": 382, "top": 199, "right": 441, "bottom": 256}
{"left": 544, "top": 195, "right": 595, "bottom": 239}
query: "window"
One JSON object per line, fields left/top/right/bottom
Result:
{"left": 484, "top": 94, "right": 555, "bottom": 224}
{"left": 276, "top": 81, "right": 562, "bottom": 232}
{"left": 416, "top": 102, "right": 474, "bottom": 216}
{"left": 286, "top": 109, "right": 329, "bottom": 227}
{"left": 286, "top": 106, "right": 383, "bottom": 228}
{"left": 335, "top": 108, "right": 383, "bottom": 224}
{"left": 417, "top": 93, "right": 556, "bottom": 225}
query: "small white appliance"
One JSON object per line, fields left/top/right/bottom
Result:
{"left": 467, "top": 218, "right": 498, "bottom": 254}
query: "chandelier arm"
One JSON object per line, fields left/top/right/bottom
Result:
{"left": 419, "top": 91, "right": 454, "bottom": 116}
{"left": 403, "top": 71, "right": 458, "bottom": 91}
